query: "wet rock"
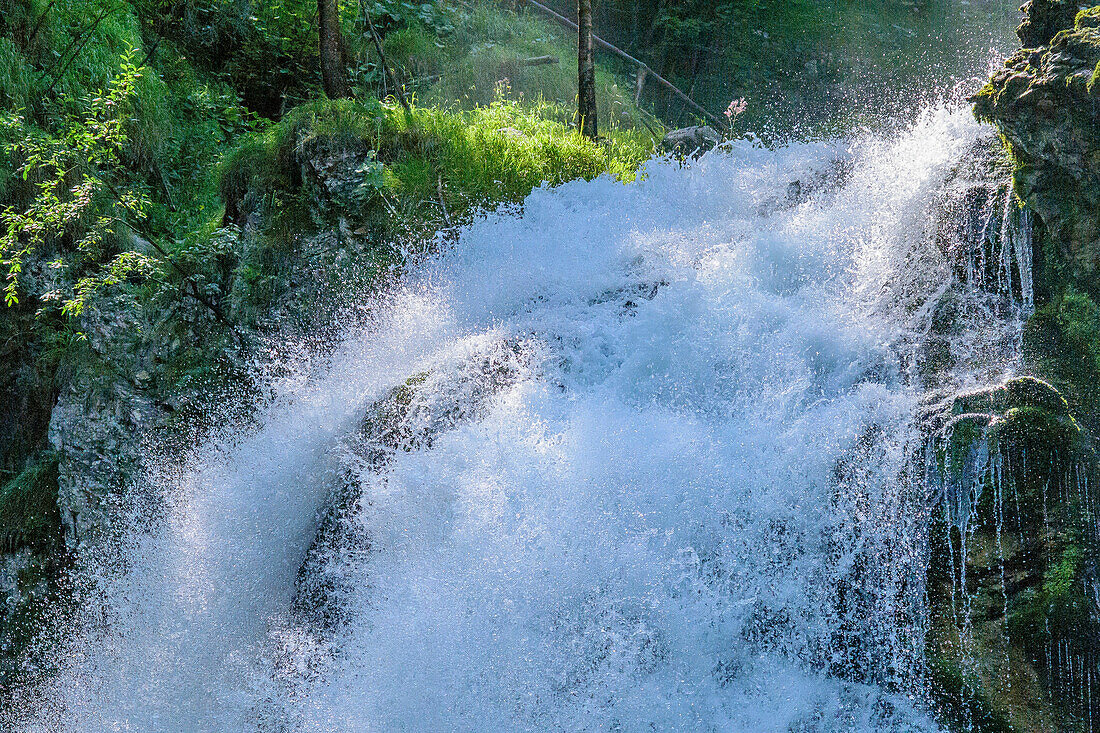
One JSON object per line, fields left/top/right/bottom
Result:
{"left": 917, "top": 337, "right": 955, "bottom": 387}
{"left": 974, "top": 4, "right": 1100, "bottom": 292}
{"left": 925, "top": 377, "right": 1098, "bottom": 731}
{"left": 48, "top": 384, "right": 154, "bottom": 550}
{"left": 1016, "top": 0, "right": 1088, "bottom": 47}
{"left": 659, "top": 125, "right": 723, "bottom": 158}
{"left": 0, "top": 546, "right": 64, "bottom": 694}
{"left": 931, "top": 137, "right": 1033, "bottom": 304}
{"left": 292, "top": 338, "right": 535, "bottom": 635}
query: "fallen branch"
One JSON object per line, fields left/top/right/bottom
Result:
{"left": 514, "top": 0, "right": 727, "bottom": 130}
{"left": 26, "top": 0, "right": 60, "bottom": 47}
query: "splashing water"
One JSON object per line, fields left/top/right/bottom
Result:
{"left": 16, "top": 106, "right": 1032, "bottom": 732}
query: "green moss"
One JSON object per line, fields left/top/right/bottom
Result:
{"left": 217, "top": 98, "right": 385, "bottom": 210}
{"left": 0, "top": 452, "right": 61, "bottom": 552}
{"left": 1024, "top": 287, "right": 1100, "bottom": 433}
{"left": 927, "top": 655, "right": 1018, "bottom": 733}
{"left": 1076, "top": 6, "right": 1100, "bottom": 30}
{"left": 988, "top": 406, "right": 1082, "bottom": 470}
{"left": 943, "top": 414, "right": 991, "bottom": 482}
{"left": 972, "top": 81, "right": 999, "bottom": 123}
{"left": 1004, "top": 376, "right": 1071, "bottom": 416}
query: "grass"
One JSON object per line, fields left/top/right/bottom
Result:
{"left": 219, "top": 94, "right": 653, "bottom": 226}
{"left": 215, "top": 94, "right": 654, "bottom": 319}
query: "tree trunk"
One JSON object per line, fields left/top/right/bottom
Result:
{"left": 577, "top": 0, "right": 597, "bottom": 140}
{"left": 319, "top": 0, "right": 350, "bottom": 99}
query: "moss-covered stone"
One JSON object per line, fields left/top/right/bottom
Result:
{"left": 951, "top": 376, "right": 1070, "bottom": 419}
{"left": 1016, "top": 0, "right": 1084, "bottom": 48}
{"left": 974, "top": 4, "right": 1100, "bottom": 300}
{"left": 0, "top": 452, "right": 61, "bottom": 552}
{"left": 927, "top": 377, "right": 1098, "bottom": 731}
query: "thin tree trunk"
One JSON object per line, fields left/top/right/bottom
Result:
{"left": 577, "top": 0, "right": 597, "bottom": 140}
{"left": 518, "top": 0, "right": 725, "bottom": 128}
{"left": 318, "top": 0, "right": 349, "bottom": 99}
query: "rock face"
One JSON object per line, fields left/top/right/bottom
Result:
{"left": 927, "top": 4, "right": 1100, "bottom": 728}
{"left": 659, "top": 125, "right": 723, "bottom": 158}
{"left": 291, "top": 338, "right": 534, "bottom": 639}
{"left": 924, "top": 377, "right": 1099, "bottom": 731}
{"left": 973, "top": 3, "right": 1100, "bottom": 293}
{"left": 1017, "top": 0, "right": 1090, "bottom": 47}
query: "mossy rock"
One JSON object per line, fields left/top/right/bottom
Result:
{"left": 0, "top": 452, "right": 61, "bottom": 552}
{"left": 928, "top": 377, "right": 1098, "bottom": 731}
{"left": 975, "top": 2, "right": 1100, "bottom": 296}
{"left": 1016, "top": 0, "right": 1085, "bottom": 48}
{"left": 926, "top": 653, "right": 1018, "bottom": 733}
{"left": 951, "top": 376, "right": 1070, "bottom": 418}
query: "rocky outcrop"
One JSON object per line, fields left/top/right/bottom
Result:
{"left": 973, "top": 3, "right": 1100, "bottom": 293}
{"left": 1016, "top": 0, "right": 1090, "bottom": 47}
{"left": 291, "top": 338, "right": 534, "bottom": 637}
{"left": 939, "top": 6, "right": 1100, "bottom": 728}
{"left": 924, "top": 377, "right": 1099, "bottom": 731}
{"left": 659, "top": 125, "right": 723, "bottom": 158}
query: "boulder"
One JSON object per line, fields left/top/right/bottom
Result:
{"left": 659, "top": 125, "right": 723, "bottom": 158}
{"left": 291, "top": 338, "right": 534, "bottom": 636}
{"left": 1016, "top": 0, "right": 1088, "bottom": 47}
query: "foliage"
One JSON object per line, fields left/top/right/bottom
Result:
{"left": 220, "top": 93, "right": 651, "bottom": 225}
{"left": 524, "top": 0, "right": 1017, "bottom": 135}
{"left": 366, "top": 0, "right": 455, "bottom": 37}
{"left": 370, "top": 2, "right": 661, "bottom": 134}
{"left": 1, "top": 49, "right": 157, "bottom": 317}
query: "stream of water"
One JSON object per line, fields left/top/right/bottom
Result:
{"left": 17, "top": 105, "right": 1033, "bottom": 732}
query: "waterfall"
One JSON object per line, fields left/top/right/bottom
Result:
{"left": 11, "top": 106, "right": 1035, "bottom": 732}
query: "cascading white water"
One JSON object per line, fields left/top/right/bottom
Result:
{"left": 15, "top": 106, "right": 1031, "bottom": 732}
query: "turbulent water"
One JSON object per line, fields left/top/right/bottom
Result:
{"left": 15, "top": 106, "right": 1032, "bottom": 732}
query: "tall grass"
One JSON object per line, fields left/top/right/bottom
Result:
{"left": 219, "top": 94, "right": 653, "bottom": 224}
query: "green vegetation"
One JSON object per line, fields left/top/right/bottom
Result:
{"left": 1025, "top": 287, "right": 1100, "bottom": 433}
{"left": 927, "top": 655, "right": 1016, "bottom": 733}
{"left": 217, "top": 94, "right": 650, "bottom": 320}
{"left": 0, "top": 453, "right": 60, "bottom": 552}
{"left": 220, "top": 95, "right": 648, "bottom": 224}
{"left": 405, "top": 3, "right": 655, "bottom": 133}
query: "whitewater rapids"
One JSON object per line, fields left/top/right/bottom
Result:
{"left": 17, "top": 106, "right": 1026, "bottom": 731}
